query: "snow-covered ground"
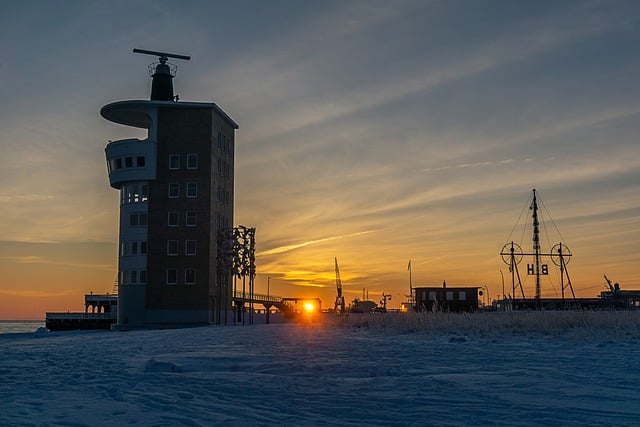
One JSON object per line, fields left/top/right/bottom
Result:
{"left": 1, "top": 312, "right": 639, "bottom": 426}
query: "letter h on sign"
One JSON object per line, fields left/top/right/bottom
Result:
{"left": 527, "top": 264, "right": 549, "bottom": 275}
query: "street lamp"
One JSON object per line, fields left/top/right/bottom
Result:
{"left": 268, "top": 276, "right": 272, "bottom": 299}
{"left": 481, "top": 285, "right": 490, "bottom": 307}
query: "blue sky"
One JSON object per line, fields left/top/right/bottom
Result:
{"left": 1, "top": 0, "right": 639, "bottom": 316}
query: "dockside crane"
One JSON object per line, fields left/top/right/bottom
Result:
{"left": 604, "top": 274, "right": 620, "bottom": 292}
{"left": 334, "top": 257, "right": 346, "bottom": 314}
{"left": 604, "top": 274, "right": 623, "bottom": 308}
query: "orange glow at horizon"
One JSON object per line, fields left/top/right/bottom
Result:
{"left": 0, "top": 241, "right": 116, "bottom": 320}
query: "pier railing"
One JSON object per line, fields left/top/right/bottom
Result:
{"left": 233, "top": 291, "right": 282, "bottom": 304}
{"left": 45, "top": 312, "right": 117, "bottom": 320}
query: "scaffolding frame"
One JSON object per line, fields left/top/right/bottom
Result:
{"left": 216, "top": 226, "right": 256, "bottom": 324}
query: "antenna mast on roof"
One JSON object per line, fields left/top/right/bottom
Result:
{"left": 133, "top": 48, "right": 191, "bottom": 101}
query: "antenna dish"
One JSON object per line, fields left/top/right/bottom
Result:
{"left": 133, "top": 48, "right": 191, "bottom": 62}
{"left": 133, "top": 48, "right": 190, "bottom": 101}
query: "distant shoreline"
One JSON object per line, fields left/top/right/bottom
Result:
{"left": 0, "top": 320, "right": 45, "bottom": 334}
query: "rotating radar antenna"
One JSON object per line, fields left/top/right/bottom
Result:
{"left": 133, "top": 48, "right": 191, "bottom": 101}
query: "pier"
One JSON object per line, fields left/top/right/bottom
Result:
{"left": 232, "top": 291, "right": 322, "bottom": 324}
{"left": 46, "top": 294, "right": 117, "bottom": 331}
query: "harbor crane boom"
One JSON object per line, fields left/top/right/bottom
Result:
{"left": 604, "top": 274, "right": 614, "bottom": 292}
{"left": 334, "top": 258, "right": 346, "bottom": 314}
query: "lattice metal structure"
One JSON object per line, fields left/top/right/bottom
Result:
{"left": 216, "top": 226, "right": 256, "bottom": 324}
{"left": 500, "top": 189, "right": 575, "bottom": 309}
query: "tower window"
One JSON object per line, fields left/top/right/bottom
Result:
{"left": 185, "top": 240, "right": 197, "bottom": 256}
{"left": 169, "top": 154, "right": 180, "bottom": 170}
{"left": 140, "top": 241, "right": 147, "bottom": 254}
{"left": 122, "top": 184, "right": 149, "bottom": 204}
{"left": 125, "top": 157, "right": 133, "bottom": 168}
{"left": 168, "top": 183, "right": 180, "bottom": 198}
{"left": 140, "top": 270, "right": 147, "bottom": 284}
{"left": 131, "top": 270, "right": 137, "bottom": 284}
{"left": 168, "top": 211, "right": 179, "bottom": 227}
{"left": 130, "top": 212, "right": 148, "bottom": 226}
{"left": 185, "top": 211, "right": 197, "bottom": 227}
{"left": 137, "top": 156, "right": 145, "bottom": 167}
{"left": 116, "top": 158, "right": 122, "bottom": 169}
{"left": 167, "top": 240, "right": 178, "bottom": 256}
{"left": 187, "top": 153, "right": 198, "bottom": 169}
{"left": 167, "top": 269, "right": 177, "bottom": 285}
{"left": 186, "top": 182, "right": 198, "bottom": 198}
{"left": 185, "top": 269, "right": 196, "bottom": 285}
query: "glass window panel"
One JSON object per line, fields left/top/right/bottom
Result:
{"left": 185, "top": 240, "right": 196, "bottom": 255}
{"left": 168, "top": 211, "right": 178, "bottom": 227}
{"left": 141, "top": 185, "right": 148, "bottom": 202}
{"left": 186, "top": 182, "right": 197, "bottom": 198}
{"left": 186, "top": 211, "right": 197, "bottom": 227}
{"left": 167, "top": 269, "right": 177, "bottom": 285}
{"left": 185, "top": 269, "right": 196, "bottom": 285}
{"left": 169, "top": 154, "right": 180, "bottom": 170}
{"left": 167, "top": 240, "right": 178, "bottom": 256}
{"left": 187, "top": 153, "right": 198, "bottom": 169}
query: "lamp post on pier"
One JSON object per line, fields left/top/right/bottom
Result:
{"left": 481, "top": 285, "right": 490, "bottom": 307}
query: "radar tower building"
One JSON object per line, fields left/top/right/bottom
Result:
{"left": 102, "top": 49, "right": 238, "bottom": 328}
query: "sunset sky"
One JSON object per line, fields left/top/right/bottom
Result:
{"left": 1, "top": 0, "right": 639, "bottom": 319}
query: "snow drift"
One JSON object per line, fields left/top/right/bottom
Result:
{"left": 1, "top": 311, "right": 638, "bottom": 426}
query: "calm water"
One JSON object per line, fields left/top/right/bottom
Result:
{"left": 0, "top": 320, "right": 46, "bottom": 334}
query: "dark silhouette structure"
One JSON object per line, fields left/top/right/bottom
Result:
{"left": 102, "top": 49, "right": 238, "bottom": 328}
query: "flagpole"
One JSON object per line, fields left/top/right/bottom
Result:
{"left": 408, "top": 260, "right": 413, "bottom": 303}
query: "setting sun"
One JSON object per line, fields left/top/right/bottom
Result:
{"left": 303, "top": 302, "right": 315, "bottom": 312}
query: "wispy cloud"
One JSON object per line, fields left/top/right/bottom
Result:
{"left": 0, "top": 289, "right": 77, "bottom": 298}
{"left": 0, "top": 194, "right": 54, "bottom": 203}
{"left": 0, "top": 255, "right": 114, "bottom": 271}
{"left": 1, "top": 1, "right": 639, "bottom": 311}
{"left": 257, "top": 231, "right": 374, "bottom": 257}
